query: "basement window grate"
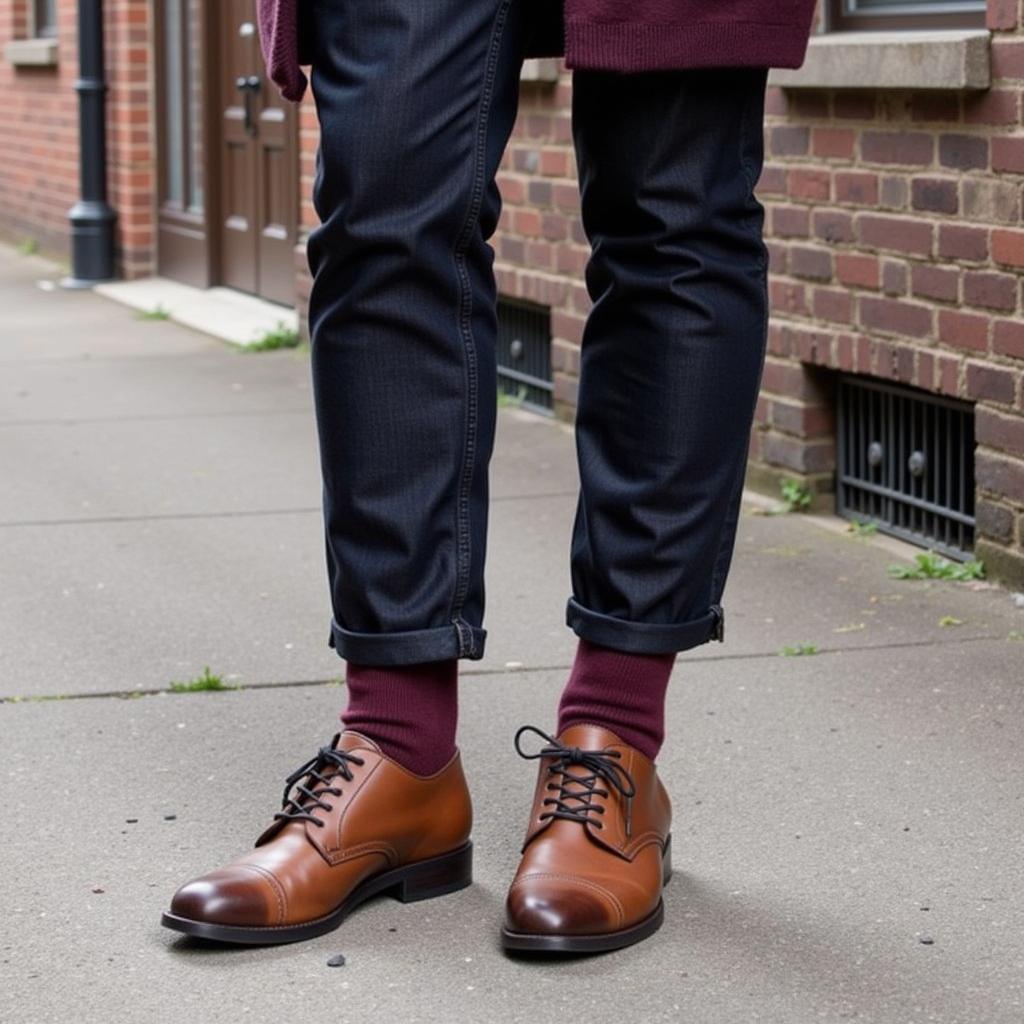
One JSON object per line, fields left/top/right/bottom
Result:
{"left": 497, "top": 297, "right": 553, "bottom": 415}
{"left": 837, "top": 376, "right": 975, "bottom": 560}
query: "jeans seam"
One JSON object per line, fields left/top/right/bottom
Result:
{"left": 738, "top": 68, "right": 769, "bottom": 276}
{"left": 707, "top": 228, "right": 769, "bottom": 604}
{"left": 446, "top": 0, "right": 513, "bottom": 657}
{"left": 706, "top": 70, "right": 770, "bottom": 606}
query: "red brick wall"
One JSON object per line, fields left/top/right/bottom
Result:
{"left": 105, "top": 0, "right": 156, "bottom": 278}
{"left": 754, "top": 1, "right": 1024, "bottom": 584}
{"left": 496, "top": 74, "right": 588, "bottom": 412}
{"left": 0, "top": 0, "right": 154, "bottom": 276}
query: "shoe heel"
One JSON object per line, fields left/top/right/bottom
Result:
{"left": 391, "top": 841, "right": 473, "bottom": 903}
{"left": 662, "top": 833, "right": 673, "bottom": 886}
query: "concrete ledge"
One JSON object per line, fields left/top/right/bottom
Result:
{"left": 93, "top": 276, "right": 299, "bottom": 348}
{"left": 5, "top": 37, "right": 58, "bottom": 67}
{"left": 768, "top": 29, "right": 991, "bottom": 91}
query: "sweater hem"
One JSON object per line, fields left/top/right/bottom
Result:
{"left": 560, "top": 19, "right": 813, "bottom": 71}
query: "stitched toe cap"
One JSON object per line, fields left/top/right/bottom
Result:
{"left": 505, "top": 873, "right": 620, "bottom": 936}
{"left": 169, "top": 868, "right": 279, "bottom": 927}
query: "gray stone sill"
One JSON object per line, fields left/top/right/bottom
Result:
{"left": 520, "top": 57, "right": 560, "bottom": 83}
{"left": 768, "top": 28, "right": 991, "bottom": 91}
{"left": 5, "top": 37, "right": 58, "bottom": 67}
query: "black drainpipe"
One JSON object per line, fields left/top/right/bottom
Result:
{"left": 62, "top": 0, "right": 117, "bottom": 288}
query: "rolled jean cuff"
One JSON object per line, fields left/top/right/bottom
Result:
{"left": 327, "top": 617, "right": 487, "bottom": 665}
{"left": 565, "top": 595, "right": 724, "bottom": 655}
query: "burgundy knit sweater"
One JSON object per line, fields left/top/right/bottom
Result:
{"left": 257, "top": 0, "right": 817, "bottom": 103}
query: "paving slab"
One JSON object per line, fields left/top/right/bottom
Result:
{"left": 1, "top": 336, "right": 312, "bottom": 424}
{"left": 1, "top": 252, "right": 217, "bottom": 362}
{"left": 0, "top": 410, "right": 321, "bottom": 523}
{"left": 0, "top": 493, "right": 577, "bottom": 697}
{"left": 4, "top": 479, "right": 1020, "bottom": 700}
{"left": 2, "top": 640, "right": 1022, "bottom": 1024}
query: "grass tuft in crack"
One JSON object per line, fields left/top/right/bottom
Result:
{"left": 137, "top": 304, "right": 171, "bottom": 321}
{"left": 779, "top": 643, "right": 819, "bottom": 657}
{"left": 888, "top": 552, "right": 985, "bottom": 581}
{"left": 497, "top": 384, "right": 529, "bottom": 408}
{"left": 169, "top": 666, "right": 235, "bottom": 693}
{"left": 846, "top": 518, "right": 879, "bottom": 538}
{"left": 245, "top": 321, "right": 301, "bottom": 351}
{"left": 750, "top": 478, "right": 813, "bottom": 517}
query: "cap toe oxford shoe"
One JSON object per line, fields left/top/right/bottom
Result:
{"left": 161, "top": 732, "right": 473, "bottom": 944}
{"left": 501, "top": 723, "right": 672, "bottom": 954}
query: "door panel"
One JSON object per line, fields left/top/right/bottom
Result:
{"left": 215, "top": 0, "right": 298, "bottom": 305}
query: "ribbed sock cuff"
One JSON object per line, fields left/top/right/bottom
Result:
{"left": 341, "top": 658, "right": 458, "bottom": 776}
{"left": 556, "top": 637, "right": 676, "bottom": 761}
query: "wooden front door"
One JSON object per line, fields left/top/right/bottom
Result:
{"left": 214, "top": 0, "right": 298, "bottom": 305}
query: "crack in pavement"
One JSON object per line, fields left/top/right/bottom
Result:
{"left": 0, "top": 632, "right": 1006, "bottom": 705}
{"left": 0, "top": 490, "right": 581, "bottom": 528}
{"left": 0, "top": 408, "right": 312, "bottom": 428}
{"left": 0, "top": 349, "right": 299, "bottom": 367}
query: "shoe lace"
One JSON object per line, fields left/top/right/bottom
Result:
{"left": 273, "top": 735, "right": 366, "bottom": 828}
{"left": 513, "top": 725, "right": 637, "bottom": 833}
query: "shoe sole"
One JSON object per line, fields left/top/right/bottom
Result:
{"left": 500, "top": 833, "right": 672, "bottom": 955}
{"left": 160, "top": 840, "right": 472, "bottom": 945}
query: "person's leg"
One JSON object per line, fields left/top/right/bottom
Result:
{"left": 304, "top": 0, "right": 533, "bottom": 770}
{"left": 503, "top": 64, "right": 770, "bottom": 955}
{"left": 565, "top": 63, "right": 770, "bottom": 663}
{"left": 163, "top": 0, "right": 531, "bottom": 945}
{"left": 551, "top": 64, "right": 771, "bottom": 761}
{"left": 307, "top": 0, "right": 529, "bottom": 669}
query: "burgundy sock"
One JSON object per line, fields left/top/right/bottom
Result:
{"left": 340, "top": 658, "right": 458, "bottom": 776}
{"left": 556, "top": 638, "right": 677, "bottom": 762}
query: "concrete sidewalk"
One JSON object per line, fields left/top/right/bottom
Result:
{"left": 2, "top": 241, "right": 1022, "bottom": 1024}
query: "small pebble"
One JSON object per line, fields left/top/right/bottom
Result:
{"left": 163, "top": 815, "right": 177, "bottom": 821}
{"left": 327, "top": 954, "right": 347, "bottom": 967}
{"left": 388, "top": 927, "right": 397, "bottom": 933}
{"left": 91, "top": 886, "right": 105, "bottom": 894}
{"left": 918, "top": 935, "right": 934, "bottom": 945}
{"left": 125, "top": 819, "right": 138, "bottom": 824}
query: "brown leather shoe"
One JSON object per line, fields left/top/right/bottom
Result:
{"left": 161, "top": 731, "right": 473, "bottom": 944}
{"left": 501, "top": 723, "right": 672, "bottom": 953}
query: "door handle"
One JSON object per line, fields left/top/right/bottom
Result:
{"left": 235, "top": 75, "right": 261, "bottom": 136}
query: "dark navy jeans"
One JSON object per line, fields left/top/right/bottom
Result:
{"left": 303, "top": 0, "right": 769, "bottom": 666}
